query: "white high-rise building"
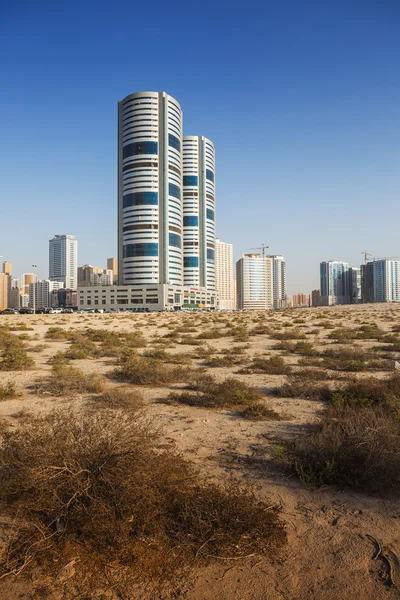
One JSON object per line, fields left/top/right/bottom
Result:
{"left": 268, "top": 255, "right": 286, "bottom": 309}
{"left": 29, "top": 280, "right": 64, "bottom": 309}
{"left": 215, "top": 239, "right": 234, "bottom": 309}
{"left": 320, "top": 260, "right": 349, "bottom": 304}
{"left": 49, "top": 234, "right": 78, "bottom": 289}
{"left": 236, "top": 254, "right": 273, "bottom": 310}
{"left": 372, "top": 260, "right": 400, "bottom": 302}
{"left": 182, "top": 136, "right": 216, "bottom": 289}
{"left": 118, "top": 91, "right": 183, "bottom": 286}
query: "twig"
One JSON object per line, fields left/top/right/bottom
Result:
{"left": 206, "top": 553, "right": 255, "bottom": 560}
{"left": 366, "top": 534, "right": 382, "bottom": 560}
{"left": 381, "top": 554, "right": 396, "bottom": 588}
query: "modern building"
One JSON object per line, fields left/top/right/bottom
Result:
{"left": 320, "top": 260, "right": 349, "bottom": 305}
{"left": 182, "top": 136, "right": 216, "bottom": 289}
{"left": 268, "top": 255, "right": 286, "bottom": 308}
{"left": 0, "top": 273, "right": 11, "bottom": 310}
{"left": 29, "top": 280, "right": 64, "bottom": 309}
{"left": 372, "top": 260, "right": 400, "bottom": 303}
{"left": 2, "top": 262, "right": 12, "bottom": 276}
{"left": 293, "top": 293, "right": 308, "bottom": 308}
{"left": 118, "top": 91, "right": 184, "bottom": 287}
{"left": 77, "top": 284, "right": 217, "bottom": 312}
{"left": 50, "top": 289, "right": 78, "bottom": 309}
{"left": 20, "top": 273, "right": 37, "bottom": 296}
{"left": 49, "top": 234, "right": 78, "bottom": 289}
{"left": 78, "top": 264, "right": 104, "bottom": 286}
{"left": 9, "top": 279, "right": 21, "bottom": 309}
{"left": 311, "top": 289, "right": 321, "bottom": 307}
{"left": 348, "top": 267, "right": 361, "bottom": 303}
{"left": 236, "top": 254, "right": 273, "bottom": 310}
{"left": 361, "top": 262, "right": 374, "bottom": 303}
{"left": 215, "top": 238, "right": 234, "bottom": 309}
{"left": 107, "top": 258, "right": 118, "bottom": 284}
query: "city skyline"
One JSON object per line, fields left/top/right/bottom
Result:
{"left": 1, "top": 3, "right": 399, "bottom": 293}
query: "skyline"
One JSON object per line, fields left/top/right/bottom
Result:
{"left": 1, "top": 1, "right": 399, "bottom": 292}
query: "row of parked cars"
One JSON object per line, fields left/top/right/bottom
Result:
{"left": 0, "top": 308, "right": 74, "bottom": 315}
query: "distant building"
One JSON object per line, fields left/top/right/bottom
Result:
{"left": 2, "top": 262, "right": 12, "bottom": 276}
{"left": 49, "top": 234, "right": 78, "bottom": 289}
{"left": 293, "top": 293, "right": 308, "bottom": 308}
{"left": 320, "top": 260, "right": 350, "bottom": 304}
{"left": 236, "top": 254, "right": 273, "bottom": 310}
{"left": 372, "top": 260, "right": 400, "bottom": 303}
{"left": 215, "top": 239, "right": 234, "bottom": 309}
{"left": 268, "top": 255, "right": 286, "bottom": 308}
{"left": 107, "top": 258, "right": 118, "bottom": 284}
{"left": 20, "top": 273, "right": 37, "bottom": 296}
{"left": 311, "top": 289, "right": 321, "bottom": 307}
{"left": 9, "top": 279, "right": 21, "bottom": 309}
{"left": 29, "top": 280, "right": 64, "bottom": 309}
{"left": 284, "top": 293, "right": 292, "bottom": 308}
{"left": 361, "top": 262, "right": 374, "bottom": 303}
{"left": 50, "top": 288, "right": 78, "bottom": 309}
{"left": 349, "top": 267, "right": 361, "bottom": 303}
{"left": 0, "top": 273, "right": 11, "bottom": 310}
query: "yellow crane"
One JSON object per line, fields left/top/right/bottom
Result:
{"left": 248, "top": 244, "right": 270, "bottom": 258}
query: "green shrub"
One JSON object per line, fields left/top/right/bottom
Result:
{"left": 0, "top": 382, "right": 18, "bottom": 400}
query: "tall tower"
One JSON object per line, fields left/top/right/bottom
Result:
{"left": 118, "top": 91, "right": 183, "bottom": 286}
{"left": 182, "top": 136, "right": 216, "bottom": 289}
{"left": 320, "top": 260, "right": 349, "bottom": 304}
{"left": 215, "top": 238, "right": 234, "bottom": 309}
{"left": 49, "top": 234, "right": 78, "bottom": 289}
{"left": 268, "top": 255, "right": 286, "bottom": 308}
{"left": 236, "top": 254, "right": 273, "bottom": 310}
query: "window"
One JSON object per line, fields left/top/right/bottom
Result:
{"left": 169, "top": 233, "right": 181, "bottom": 249}
{"left": 207, "top": 248, "right": 215, "bottom": 261}
{"left": 184, "top": 256, "right": 199, "bottom": 268}
{"left": 206, "top": 208, "right": 215, "bottom": 221}
{"left": 183, "top": 215, "right": 198, "bottom": 227}
{"left": 206, "top": 169, "right": 214, "bottom": 182}
{"left": 123, "top": 161, "right": 157, "bottom": 172}
{"left": 146, "top": 298, "right": 158, "bottom": 304}
{"left": 168, "top": 134, "right": 181, "bottom": 152}
{"left": 169, "top": 183, "right": 180, "bottom": 199}
{"left": 123, "top": 223, "right": 158, "bottom": 232}
{"left": 123, "top": 141, "right": 158, "bottom": 159}
{"left": 123, "top": 192, "right": 158, "bottom": 208}
{"left": 168, "top": 164, "right": 181, "bottom": 175}
{"left": 123, "top": 243, "right": 158, "bottom": 258}
{"left": 183, "top": 175, "right": 198, "bottom": 186}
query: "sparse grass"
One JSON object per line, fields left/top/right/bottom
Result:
{"left": 0, "top": 346, "right": 34, "bottom": 371}
{"left": 0, "top": 411, "right": 286, "bottom": 591}
{"left": 322, "top": 347, "right": 370, "bottom": 371}
{"left": 166, "top": 377, "right": 263, "bottom": 409}
{"left": 241, "top": 403, "right": 285, "bottom": 421}
{"left": 0, "top": 382, "right": 18, "bottom": 400}
{"left": 143, "top": 349, "right": 192, "bottom": 364}
{"left": 242, "top": 355, "right": 291, "bottom": 375}
{"left": 112, "top": 353, "right": 193, "bottom": 385}
{"left": 275, "top": 369, "right": 333, "bottom": 400}
{"left": 90, "top": 387, "right": 144, "bottom": 411}
{"left": 270, "top": 329, "right": 306, "bottom": 341}
{"left": 45, "top": 327, "right": 71, "bottom": 340}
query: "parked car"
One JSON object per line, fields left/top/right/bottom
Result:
{"left": 0, "top": 308, "right": 19, "bottom": 315}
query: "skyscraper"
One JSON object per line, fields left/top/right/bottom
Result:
{"left": 182, "top": 136, "right": 216, "bottom": 289}
{"left": 320, "top": 260, "right": 349, "bottom": 304}
{"left": 236, "top": 254, "right": 273, "bottom": 310}
{"left": 348, "top": 267, "right": 361, "bottom": 303}
{"left": 268, "top": 255, "right": 286, "bottom": 308}
{"left": 117, "top": 91, "right": 183, "bottom": 287}
{"left": 215, "top": 239, "right": 234, "bottom": 309}
{"left": 372, "top": 259, "right": 400, "bottom": 302}
{"left": 107, "top": 258, "right": 118, "bottom": 284}
{"left": 49, "top": 234, "right": 78, "bottom": 289}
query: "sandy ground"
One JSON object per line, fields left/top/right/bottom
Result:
{"left": 0, "top": 304, "right": 399, "bottom": 599}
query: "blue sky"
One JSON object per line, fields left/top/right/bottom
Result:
{"left": 1, "top": 0, "right": 399, "bottom": 293}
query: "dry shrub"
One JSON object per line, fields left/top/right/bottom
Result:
{"left": 112, "top": 354, "right": 193, "bottom": 385}
{"left": 166, "top": 377, "right": 263, "bottom": 409}
{"left": 285, "top": 405, "right": 400, "bottom": 493}
{"left": 45, "top": 327, "right": 71, "bottom": 340}
{"left": 0, "top": 382, "right": 18, "bottom": 400}
{"left": 241, "top": 403, "right": 285, "bottom": 421}
{"left": 275, "top": 369, "right": 333, "bottom": 400}
{"left": 204, "top": 356, "right": 235, "bottom": 368}
{"left": 35, "top": 364, "right": 105, "bottom": 396}
{"left": 197, "top": 329, "right": 224, "bottom": 340}
{"left": 322, "top": 347, "right": 370, "bottom": 372}
{"left": 330, "top": 374, "right": 400, "bottom": 411}
{"left": 293, "top": 341, "right": 318, "bottom": 356}
{"left": 0, "top": 330, "right": 35, "bottom": 371}
{"left": 64, "top": 339, "right": 99, "bottom": 360}
{"left": 143, "top": 349, "right": 192, "bottom": 364}
{"left": 0, "top": 411, "right": 286, "bottom": 589}
{"left": 270, "top": 329, "right": 306, "bottom": 341}
{"left": 90, "top": 387, "right": 144, "bottom": 411}
{"left": 243, "top": 355, "right": 291, "bottom": 375}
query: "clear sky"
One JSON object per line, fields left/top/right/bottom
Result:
{"left": 1, "top": 0, "right": 399, "bottom": 293}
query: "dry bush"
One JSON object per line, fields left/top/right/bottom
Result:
{"left": 192, "top": 345, "right": 214, "bottom": 359}
{"left": 90, "top": 387, "right": 144, "bottom": 412}
{"left": 204, "top": 356, "right": 236, "bottom": 368}
{"left": 330, "top": 374, "right": 400, "bottom": 411}
{"left": 197, "top": 329, "right": 225, "bottom": 340}
{"left": 8, "top": 324, "right": 34, "bottom": 331}
{"left": 0, "top": 411, "right": 286, "bottom": 590}
{"left": 64, "top": 339, "right": 99, "bottom": 360}
{"left": 143, "top": 349, "right": 192, "bottom": 364}
{"left": 293, "top": 341, "right": 318, "bottom": 356}
{"left": 270, "top": 329, "right": 306, "bottom": 341}
{"left": 0, "top": 382, "right": 18, "bottom": 400}
{"left": 112, "top": 353, "right": 193, "bottom": 385}
{"left": 0, "top": 338, "right": 34, "bottom": 371}
{"left": 241, "top": 403, "right": 285, "bottom": 421}
{"left": 242, "top": 355, "right": 291, "bottom": 375}
{"left": 27, "top": 343, "right": 47, "bottom": 353}
{"left": 322, "top": 347, "right": 370, "bottom": 372}
{"left": 45, "top": 327, "right": 71, "bottom": 340}
{"left": 35, "top": 364, "right": 105, "bottom": 396}
{"left": 273, "top": 341, "right": 296, "bottom": 353}
{"left": 166, "top": 377, "right": 263, "bottom": 409}
{"left": 284, "top": 405, "right": 400, "bottom": 493}
{"left": 275, "top": 369, "right": 333, "bottom": 400}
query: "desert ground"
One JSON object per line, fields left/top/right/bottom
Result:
{"left": 0, "top": 304, "right": 399, "bottom": 600}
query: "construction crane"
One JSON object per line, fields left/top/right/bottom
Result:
{"left": 362, "top": 251, "right": 373, "bottom": 264}
{"left": 248, "top": 244, "right": 270, "bottom": 258}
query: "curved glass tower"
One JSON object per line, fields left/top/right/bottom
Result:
{"left": 182, "top": 136, "right": 215, "bottom": 289}
{"left": 118, "top": 92, "right": 183, "bottom": 286}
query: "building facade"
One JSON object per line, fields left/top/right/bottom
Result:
{"left": 215, "top": 238, "right": 234, "bottom": 309}
{"left": 182, "top": 136, "right": 216, "bottom": 289}
{"left": 293, "top": 293, "right": 308, "bottom": 308}
{"left": 268, "top": 255, "right": 286, "bottom": 308}
{"left": 349, "top": 267, "right": 361, "bottom": 303}
{"left": 29, "top": 280, "right": 64, "bottom": 309}
{"left": 107, "top": 258, "right": 118, "bottom": 284}
{"left": 118, "top": 91, "right": 183, "bottom": 287}
{"left": 0, "top": 273, "right": 11, "bottom": 310}
{"left": 236, "top": 254, "right": 273, "bottom": 310}
{"left": 372, "top": 260, "right": 400, "bottom": 302}
{"left": 20, "top": 273, "right": 37, "bottom": 296}
{"left": 49, "top": 234, "right": 78, "bottom": 289}
{"left": 320, "top": 260, "right": 349, "bottom": 304}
